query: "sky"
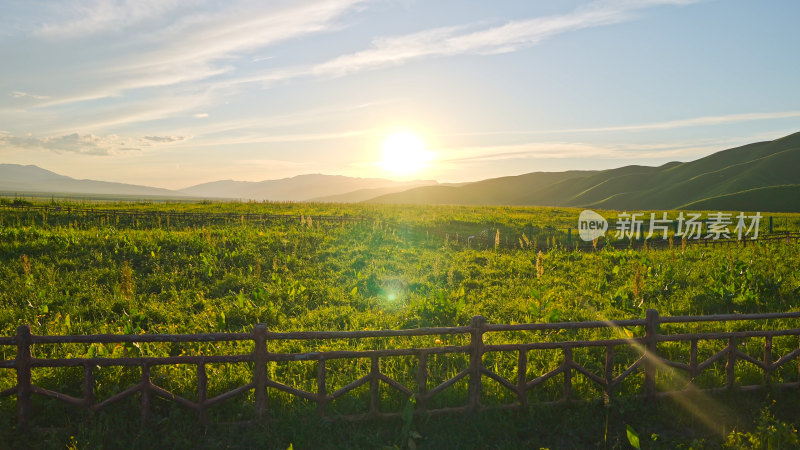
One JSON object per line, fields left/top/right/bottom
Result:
{"left": 1, "top": 0, "right": 799, "bottom": 190}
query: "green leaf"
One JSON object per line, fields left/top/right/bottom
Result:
{"left": 350, "top": 286, "right": 358, "bottom": 297}
{"left": 626, "top": 424, "right": 640, "bottom": 449}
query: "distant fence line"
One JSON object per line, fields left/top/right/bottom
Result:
{"left": 395, "top": 223, "right": 800, "bottom": 252}
{"left": 0, "top": 203, "right": 368, "bottom": 225}
{"left": 2, "top": 203, "right": 798, "bottom": 253}
{"left": 2, "top": 310, "right": 800, "bottom": 428}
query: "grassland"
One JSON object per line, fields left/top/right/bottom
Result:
{"left": 1, "top": 200, "right": 800, "bottom": 448}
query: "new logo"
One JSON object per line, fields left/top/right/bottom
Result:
{"left": 578, "top": 210, "right": 608, "bottom": 241}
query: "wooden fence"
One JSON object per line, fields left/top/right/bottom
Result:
{"left": 393, "top": 225, "right": 800, "bottom": 252}
{"left": 3, "top": 310, "right": 800, "bottom": 428}
{"left": 3, "top": 204, "right": 797, "bottom": 254}
{"left": 0, "top": 204, "right": 368, "bottom": 225}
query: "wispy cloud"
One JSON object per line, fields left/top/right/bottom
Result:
{"left": 35, "top": 0, "right": 184, "bottom": 38}
{"left": 0, "top": 132, "right": 187, "bottom": 155}
{"left": 250, "top": 0, "right": 700, "bottom": 85}
{"left": 43, "top": 90, "right": 214, "bottom": 135}
{"left": 555, "top": 110, "right": 800, "bottom": 133}
{"left": 10, "top": 91, "right": 50, "bottom": 100}
{"left": 168, "top": 100, "right": 395, "bottom": 141}
{"left": 184, "top": 129, "right": 375, "bottom": 148}
{"left": 29, "top": 0, "right": 366, "bottom": 107}
{"left": 438, "top": 111, "right": 800, "bottom": 137}
{"left": 435, "top": 135, "right": 770, "bottom": 165}
{"left": 142, "top": 135, "right": 185, "bottom": 143}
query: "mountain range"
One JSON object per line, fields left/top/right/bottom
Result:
{"left": 1, "top": 131, "right": 798, "bottom": 211}
{"left": 0, "top": 165, "right": 438, "bottom": 202}
{"left": 370, "top": 131, "right": 800, "bottom": 212}
{"left": 179, "top": 175, "right": 436, "bottom": 201}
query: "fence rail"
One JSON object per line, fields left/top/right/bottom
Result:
{"left": 0, "top": 203, "right": 368, "bottom": 224}
{"left": 3, "top": 310, "right": 800, "bottom": 427}
{"left": 390, "top": 223, "right": 800, "bottom": 252}
{"left": 3, "top": 203, "right": 798, "bottom": 254}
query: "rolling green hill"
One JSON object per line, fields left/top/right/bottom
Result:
{"left": 369, "top": 131, "right": 800, "bottom": 212}
{"left": 678, "top": 185, "right": 800, "bottom": 213}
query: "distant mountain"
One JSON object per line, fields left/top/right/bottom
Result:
{"left": 368, "top": 131, "right": 800, "bottom": 212}
{"left": 0, "top": 164, "right": 188, "bottom": 198}
{"left": 5, "top": 131, "right": 798, "bottom": 210}
{"left": 309, "top": 182, "right": 437, "bottom": 203}
{"left": 365, "top": 171, "right": 595, "bottom": 205}
{"left": 179, "top": 174, "right": 437, "bottom": 201}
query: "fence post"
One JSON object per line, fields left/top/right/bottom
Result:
{"left": 468, "top": 316, "right": 486, "bottom": 412}
{"left": 141, "top": 364, "right": 151, "bottom": 423}
{"left": 726, "top": 338, "right": 736, "bottom": 389}
{"left": 644, "top": 309, "right": 659, "bottom": 399}
{"left": 370, "top": 356, "right": 380, "bottom": 415}
{"left": 16, "top": 325, "right": 32, "bottom": 429}
{"left": 317, "top": 358, "right": 327, "bottom": 418}
{"left": 83, "top": 364, "right": 95, "bottom": 409}
{"left": 417, "top": 351, "right": 428, "bottom": 412}
{"left": 253, "top": 324, "right": 268, "bottom": 420}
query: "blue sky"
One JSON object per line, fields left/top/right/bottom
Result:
{"left": 1, "top": 0, "right": 798, "bottom": 189}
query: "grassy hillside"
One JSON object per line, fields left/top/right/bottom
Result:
{"left": 370, "top": 132, "right": 800, "bottom": 212}
{"left": 369, "top": 171, "right": 594, "bottom": 205}
{"left": 679, "top": 185, "right": 800, "bottom": 212}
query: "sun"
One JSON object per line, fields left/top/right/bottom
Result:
{"left": 378, "top": 132, "right": 432, "bottom": 176}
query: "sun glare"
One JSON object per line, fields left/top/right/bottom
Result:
{"left": 379, "top": 132, "right": 432, "bottom": 176}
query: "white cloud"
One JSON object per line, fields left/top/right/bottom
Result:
{"left": 33, "top": 0, "right": 367, "bottom": 106}
{"left": 554, "top": 111, "right": 800, "bottom": 133}
{"left": 0, "top": 132, "right": 187, "bottom": 155}
{"left": 185, "top": 129, "right": 375, "bottom": 147}
{"left": 44, "top": 90, "right": 214, "bottom": 134}
{"left": 435, "top": 135, "right": 765, "bottom": 165}
{"left": 438, "top": 111, "right": 800, "bottom": 137}
{"left": 142, "top": 135, "right": 186, "bottom": 143}
{"left": 250, "top": 0, "right": 700, "bottom": 85}
{"left": 9, "top": 91, "right": 50, "bottom": 100}
{"left": 35, "top": 0, "right": 185, "bottom": 38}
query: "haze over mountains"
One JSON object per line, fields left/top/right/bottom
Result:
{"left": 2, "top": 132, "right": 799, "bottom": 211}
{"left": 0, "top": 164, "right": 183, "bottom": 198}
{"left": 0, "top": 165, "right": 438, "bottom": 202}
{"left": 178, "top": 176, "right": 436, "bottom": 202}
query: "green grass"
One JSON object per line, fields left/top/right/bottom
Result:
{"left": 1, "top": 200, "right": 800, "bottom": 448}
